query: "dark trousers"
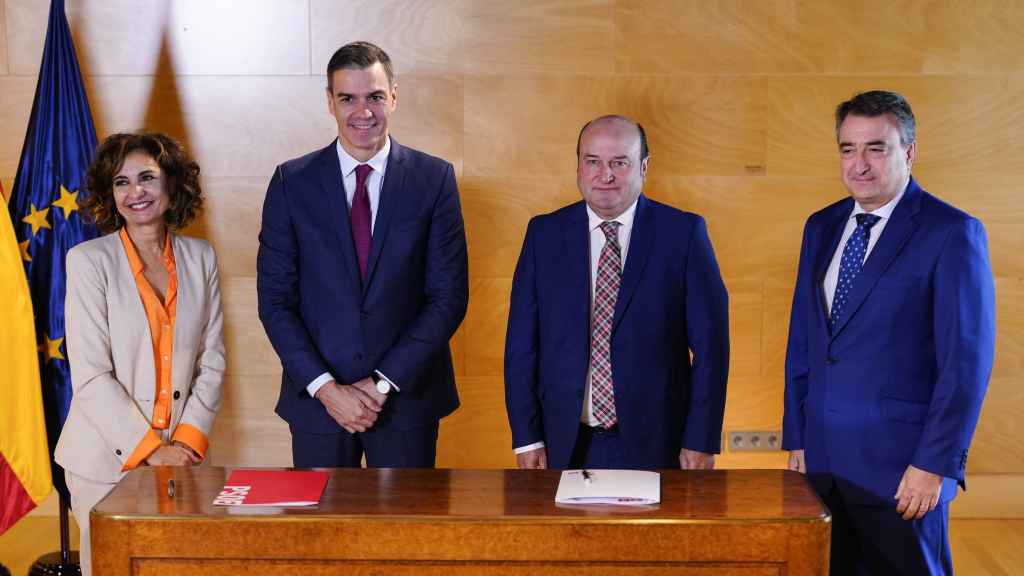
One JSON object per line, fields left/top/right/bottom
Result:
{"left": 290, "top": 422, "right": 439, "bottom": 468}
{"left": 568, "top": 424, "right": 627, "bottom": 469}
{"left": 810, "top": 475, "right": 953, "bottom": 576}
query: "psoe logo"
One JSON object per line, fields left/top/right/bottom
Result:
{"left": 213, "top": 485, "right": 251, "bottom": 505}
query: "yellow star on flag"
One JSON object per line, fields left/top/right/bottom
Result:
{"left": 40, "top": 335, "right": 66, "bottom": 364}
{"left": 19, "top": 239, "right": 32, "bottom": 262}
{"left": 22, "top": 203, "right": 52, "bottom": 236}
{"left": 53, "top": 185, "right": 80, "bottom": 220}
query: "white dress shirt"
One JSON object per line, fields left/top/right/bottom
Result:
{"left": 306, "top": 138, "right": 396, "bottom": 398}
{"left": 823, "top": 188, "right": 905, "bottom": 314}
{"left": 514, "top": 199, "right": 638, "bottom": 455}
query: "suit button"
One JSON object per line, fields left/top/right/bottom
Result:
{"left": 826, "top": 357, "right": 837, "bottom": 365}
{"left": 354, "top": 354, "right": 363, "bottom": 361}
{"left": 115, "top": 449, "right": 122, "bottom": 456}
{"left": 173, "top": 390, "right": 181, "bottom": 400}
{"left": 360, "top": 310, "right": 369, "bottom": 319}
{"left": 577, "top": 390, "right": 583, "bottom": 398}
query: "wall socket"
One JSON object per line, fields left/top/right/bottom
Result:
{"left": 727, "top": 430, "right": 782, "bottom": 452}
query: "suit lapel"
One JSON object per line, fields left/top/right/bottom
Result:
{"left": 364, "top": 138, "right": 405, "bottom": 292}
{"left": 813, "top": 199, "right": 852, "bottom": 334}
{"left": 318, "top": 141, "right": 362, "bottom": 295}
{"left": 612, "top": 195, "right": 652, "bottom": 334}
{"left": 564, "top": 202, "right": 591, "bottom": 346}
{"left": 830, "top": 180, "right": 922, "bottom": 339}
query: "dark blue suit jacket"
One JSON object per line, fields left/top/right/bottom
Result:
{"left": 783, "top": 178, "right": 995, "bottom": 505}
{"left": 258, "top": 139, "right": 468, "bottom": 434}
{"left": 505, "top": 195, "right": 730, "bottom": 469}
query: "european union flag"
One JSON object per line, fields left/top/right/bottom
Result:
{"left": 7, "top": 0, "right": 99, "bottom": 496}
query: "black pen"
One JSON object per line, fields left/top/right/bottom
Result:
{"left": 581, "top": 469, "right": 592, "bottom": 485}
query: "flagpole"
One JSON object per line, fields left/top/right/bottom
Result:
{"left": 60, "top": 493, "right": 71, "bottom": 566}
{"left": 28, "top": 495, "right": 80, "bottom": 576}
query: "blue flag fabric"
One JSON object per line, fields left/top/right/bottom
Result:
{"left": 7, "top": 0, "right": 99, "bottom": 497}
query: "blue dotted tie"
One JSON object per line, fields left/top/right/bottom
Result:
{"left": 830, "top": 213, "right": 881, "bottom": 332}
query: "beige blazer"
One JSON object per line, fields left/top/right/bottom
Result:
{"left": 55, "top": 232, "right": 224, "bottom": 484}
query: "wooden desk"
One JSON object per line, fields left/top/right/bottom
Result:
{"left": 92, "top": 467, "right": 830, "bottom": 575}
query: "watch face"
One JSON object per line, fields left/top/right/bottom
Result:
{"left": 376, "top": 379, "right": 390, "bottom": 394}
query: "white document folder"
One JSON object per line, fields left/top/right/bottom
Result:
{"left": 554, "top": 469, "right": 661, "bottom": 505}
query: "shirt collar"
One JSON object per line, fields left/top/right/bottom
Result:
{"left": 586, "top": 197, "right": 639, "bottom": 232}
{"left": 336, "top": 137, "right": 391, "bottom": 178}
{"left": 851, "top": 184, "right": 905, "bottom": 222}
{"left": 119, "top": 227, "right": 175, "bottom": 276}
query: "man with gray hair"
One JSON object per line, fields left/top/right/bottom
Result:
{"left": 783, "top": 90, "right": 995, "bottom": 574}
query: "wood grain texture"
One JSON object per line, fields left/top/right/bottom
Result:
{"left": 0, "top": 75, "right": 37, "bottom": 178}
{"left": 89, "top": 468, "right": 830, "bottom": 576}
{"left": 437, "top": 376, "right": 514, "bottom": 469}
{"left": 462, "top": 0, "right": 615, "bottom": 75}
{"left": 311, "top": 0, "right": 466, "bottom": 76}
{"left": 72, "top": 0, "right": 309, "bottom": 76}
{"left": 0, "top": 0, "right": 8, "bottom": 75}
{"left": 969, "top": 376, "right": 1024, "bottom": 475}
{"left": 5, "top": 514, "right": 1020, "bottom": 575}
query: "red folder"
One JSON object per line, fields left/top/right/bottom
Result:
{"left": 213, "top": 469, "right": 329, "bottom": 507}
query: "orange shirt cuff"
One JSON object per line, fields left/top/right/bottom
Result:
{"left": 122, "top": 429, "right": 162, "bottom": 471}
{"left": 171, "top": 423, "right": 209, "bottom": 459}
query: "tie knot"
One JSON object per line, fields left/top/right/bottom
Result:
{"left": 855, "top": 213, "right": 881, "bottom": 229}
{"left": 599, "top": 221, "right": 621, "bottom": 242}
{"left": 355, "top": 164, "right": 372, "bottom": 186}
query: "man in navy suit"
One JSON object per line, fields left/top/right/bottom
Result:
{"left": 504, "top": 115, "right": 730, "bottom": 470}
{"left": 258, "top": 42, "right": 468, "bottom": 468}
{"left": 783, "top": 91, "right": 995, "bottom": 574}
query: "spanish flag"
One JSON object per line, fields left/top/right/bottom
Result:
{"left": 0, "top": 181, "right": 52, "bottom": 534}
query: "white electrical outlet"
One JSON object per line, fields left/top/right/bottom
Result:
{"left": 727, "top": 430, "right": 782, "bottom": 452}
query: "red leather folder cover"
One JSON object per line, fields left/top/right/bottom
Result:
{"left": 212, "top": 469, "right": 329, "bottom": 506}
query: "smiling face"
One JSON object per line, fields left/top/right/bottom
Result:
{"left": 576, "top": 118, "right": 649, "bottom": 219}
{"left": 326, "top": 62, "right": 397, "bottom": 162}
{"left": 112, "top": 150, "right": 170, "bottom": 231}
{"left": 838, "top": 113, "right": 915, "bottom": 211}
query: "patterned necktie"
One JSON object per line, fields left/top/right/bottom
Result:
{"left": 590, "top": 221, "right": 622, "bottom": 428}
{"left": 351, "top": 164, "right": 373, "bottom": 281}
{"left": 830, "top": 213, "right": 881, "bottom": 332}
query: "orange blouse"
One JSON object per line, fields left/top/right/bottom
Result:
{"left": 118, "top": 229, "right": 207, "bottom": 470}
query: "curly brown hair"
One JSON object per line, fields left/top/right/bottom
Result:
{"left": 82, "top": 132, "right": 203, "bottom": 233}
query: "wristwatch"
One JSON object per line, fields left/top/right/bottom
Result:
{"left": 373, "top": 374, "right": 391, "bottom": 395}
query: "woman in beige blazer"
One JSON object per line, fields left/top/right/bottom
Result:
{"left": 55, "top": 132, "right": 224, "bottom": 576}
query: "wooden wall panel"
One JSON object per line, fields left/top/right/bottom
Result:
{"left": 465, "top": 277, "right": 511, "bottom": 378}
{"left": 3, "top": 1, "right": 1021, "bottom": 481}
{"left": 464, "top": 75, "right": 621, "bottom": 178}
{"left": 461, "top": 175, "right": 579, "bottom": 276}
{"left": 311, "top": 0, "right": 466, "bottom": 76}
{"left": 615, "top": 0, "right": 818, "bottom": 74}
{"left": 461, "top": 0, "right": 615, "bottom": 75}
{"left": 0, "top": 0, "right": 8, "bottom": 75}
{"left": 970, "top": 376, "right": 1024, "bottom": 475}
{"left": 436, "top": 376, "right": 515, "bottom": 469}
{"left": 72, "top": 0, "right": 310, "bottom": 76}
{"left": 388, "top": 74, "right": 465, "bottom": 175}
{"left": 5, "top": 0, "right": 68, "bottom": 75}
{"left": 0, "top": 75, "right": 35, "bottom": 177}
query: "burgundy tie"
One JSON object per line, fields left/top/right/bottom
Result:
{"left": 590, "top": 221, "right": 621, "bottom": 428}
{"left": 351, "top": 164, "right": 373, "bottom": 281}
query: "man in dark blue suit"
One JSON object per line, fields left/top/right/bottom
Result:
{"left": 258, "top": 42, "right": 468, "bottom": 468}
{"left": 504, "top": 115, "right": 729, "bottom": 470}
{"left": 783, "top": 91, "right": 995, "bottom": 574}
